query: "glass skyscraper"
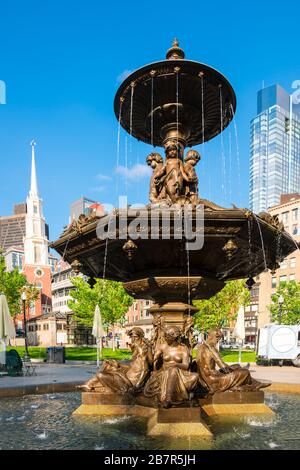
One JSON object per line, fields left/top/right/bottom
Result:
{"left": 250, "top": 84, "right": 300, "bottom": 213}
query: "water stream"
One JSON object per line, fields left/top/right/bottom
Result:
{"left": 125, "top": 136, "right": 128, "bottom": 193}
{"left": 247, "top": 217, "right": 253, "bottom": 275}
{"left": 116, "top": 98, "right": 123, "bottom": 198}
{"left": 253, "top": 214, "right": 268, "bottom": 271}
{"left": 129, "top": 83, "right": 135, "bottom": 157}
{"left": 151, "top": 75, "right": 154, "bottom": 148}
{"left": 230, "top": 103, "right": 241, "bottom": 202}
{"left": 219, "top": 87, "right": 226, "bottom": 205}
{"left": 228, "top": 128, "right": 232, "bottom": 204}
{"left": 200, "top": 73, "right": 205, "bottom": 146}
{"left": 102, "top": 215, "right": 112, "bottom": 280}
{"left": 176, "top": 70, "right": 179, "bottom": 147}
{"left": 184, "top": 211, "right": 191, "bottom": 314}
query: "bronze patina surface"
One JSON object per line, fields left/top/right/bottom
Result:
{"left": 114, "top": 39, "right": 236, "bottom": 147}
{"left": 52, "top": 41, "right": 297, "bottom": 431}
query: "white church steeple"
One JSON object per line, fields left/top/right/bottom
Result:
{"left": 29, "top": 140, "right": 39, "bottom": 198}
{"left": 24, "top": 141, "right": 49, "bottom": 266}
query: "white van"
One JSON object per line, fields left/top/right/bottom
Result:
{"left": 257, "top": 325, "right": 300, "bottom": 367}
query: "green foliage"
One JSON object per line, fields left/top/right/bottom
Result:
{"left": 193, "top": 280, "right": 250, "bottom": 333}
{"left": 0, "top": 251, "right": 27, "bottom": 316}
{"left": 68, "top": 277, "right": 133, "bottom": 329}
{"left": 269, "top": 281, "right": 300, "bottom": 325}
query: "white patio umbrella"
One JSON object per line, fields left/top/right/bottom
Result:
{"left": 0, "top": 294, "right": 16, "bottom": 365}
{"left": 233, "top": 306, "right": 245, "bottom": 364}
{"left": 92, "top": 305, "right": 105, "bottom": 367}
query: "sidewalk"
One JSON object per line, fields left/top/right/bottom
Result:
{"left": 250, "top": 365, "right": 300, "bottom": 393}
{"left": 0, "top": 364, "right": 97, "bottom": 397}
{"left": 0, "top": 363, "right": 299, "bottom": 398}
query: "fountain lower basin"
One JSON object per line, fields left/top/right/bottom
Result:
{"left": 0, "top": 392, "right": 299, "bottom": 449}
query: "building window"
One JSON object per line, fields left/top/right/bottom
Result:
{"left": 292, "top": 209, "right": 298, "bottom": 221}
{"left": 282, "top": 212, "right": 289, "bottom": 224}
{"left": 279, "top": 275, "right": 287, "bottom": 284}
{"left": 290, "top": 258, "right": 296, "bottom": 268}
{"left": 293, "top": 225, "right": 298, "bottom": 235}
{"left": 43, "top": 324, "right": 49, "bottom": 330}
{"left": 280, "top": 259, "right": 287, "bottom": 269}
{"left": 271, "top": 277, "right": 277, "bottom": 288}
{"left": 290, "top": 274, "right": 295, "bottom": 281}
{"left": 34, "top": 244, "right": 42, "bottom": 264}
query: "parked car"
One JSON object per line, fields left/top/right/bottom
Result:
{"left": 220, "top": 342, "right": 240, "bottom": 350}
{"left": 244, "top": 342, "right": 256, "bottom": 350}
{"left": 220, "top": 343, "right": 232, "bottom": 350}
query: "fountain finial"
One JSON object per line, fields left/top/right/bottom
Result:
{"left": 166, "top": 38, "right": 185, "bottom": 60}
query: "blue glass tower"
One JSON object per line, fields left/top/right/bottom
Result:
{"left": 250, "top": 84, "right": 300, "bottom": 213}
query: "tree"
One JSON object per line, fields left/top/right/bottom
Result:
{"left": 193, "top": 280, "right": 250, "bottom": 333}
{"left": 0, "top": 251, "right": 40, "bottom": 318}
{"left": 0, "top": 251, "right": 26, "bottom": 317}
{"left": 269, "top": 281, "right": 300, "bottom": 325}
{"left": 68, "top": 277, "right": 133, "bottom": 350}
{"left": 22, "top": 284, "right": 40, "bottom": 311}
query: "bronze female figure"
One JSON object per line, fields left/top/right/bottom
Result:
{"left": 144, "top": 325, "right": 199, "bottom": 408}
{"left": 80, "top": 327, "right": 152, "bottom": 394}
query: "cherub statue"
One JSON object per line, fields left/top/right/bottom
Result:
{"left": 183, "top": 150, "right": 201, "bottom": 203}
{"left": 146, "top": 152, "right": 164, "bottom": 203}
{"left": 151, "top": 313, "right": 165, "bottom": 352}
{"left": 182, "top": 315, "right": 198, "bottom": 349}
{"left": 154, "top": 141, "right": 189, "bottom": 204}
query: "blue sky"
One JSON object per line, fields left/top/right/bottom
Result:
{"left": 1, "top": 0, "right": 300, "bottom": 242}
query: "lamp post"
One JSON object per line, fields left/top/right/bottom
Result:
{"left": 278, "top": 294, "right": 284, "bottom": 325}
{"left": 21, "top": 291, "right": 30, "bottom": 361}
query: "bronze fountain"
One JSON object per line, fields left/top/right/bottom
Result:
{"left": 52, "top": 40, "right": 297, "bottom": 437}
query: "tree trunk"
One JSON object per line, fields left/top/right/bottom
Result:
{"left": 112, "top": 327, "right": 115, "bottom": 352}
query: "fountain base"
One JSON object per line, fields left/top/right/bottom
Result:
{"left": 200, "top": 390, "right": 274, "bottom": 417}
{"left": 73, "top": 402, "right": 212, "bottom": 438}
{"left": 73, "top": 390, "right": 273, "bottom": 437}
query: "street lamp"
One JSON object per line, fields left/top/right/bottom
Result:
{"left": 21, "top": 291, "right": 30, "bottom": 361}
{"left": 278, "top": 294, "right": 284, "bottom": 325}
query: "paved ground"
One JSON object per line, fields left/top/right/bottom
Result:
{"left": 0, "top": 363, "right": 299, "bottom": 397}
{"left": 250, "top": 365, "right": 300, "bottom": 384}
{"left": 0, "top": 364, "right": 98, "bottom": 397}
{"left": 0, "top": 364, "right": 97, "bottom": 388}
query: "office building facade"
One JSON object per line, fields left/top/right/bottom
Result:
{"left": 257, "top": 194, "right": 300, "bottom": 327}
{"left": 250, "top": 84, "right": 300, "bottom": 213}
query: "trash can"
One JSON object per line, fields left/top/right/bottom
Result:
{"left": 46, "top": 347, "right": 65, "bottom": 364}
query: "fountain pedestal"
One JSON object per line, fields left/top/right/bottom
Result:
{"left": 73, "top": 393, "right": 213, "bottom": 438}
{"left": 73, "top": 390, "right": 273, "bottom": 437}
{"left": 200, "top": 390, "right": 274, "bottom": 417}
{"left": 149, "top": 302, "right": 198, "bottom": 329}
